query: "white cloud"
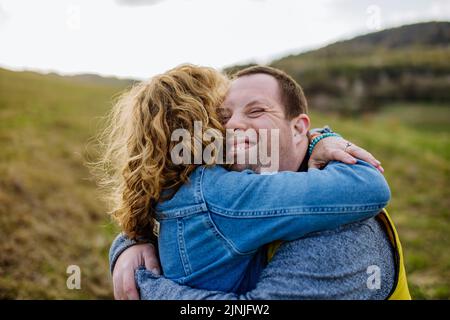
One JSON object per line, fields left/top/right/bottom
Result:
{"left": 0, "top": 4, "right": 9, "bottom": 27}
{"left": 0, "top": 0, "right": 448, "bottom": 79}
{"left": 115, "top": 0, "right": 166, "bottom": 6}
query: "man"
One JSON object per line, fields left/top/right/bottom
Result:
{"left": 110, "top": 66, "right": 410, "bottom": 300}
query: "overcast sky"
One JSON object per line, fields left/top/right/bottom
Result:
{"left": 0, "top": 0, "right": 449, "bottom": 79}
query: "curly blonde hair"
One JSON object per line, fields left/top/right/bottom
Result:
{"left": 93, "top": 64, "right": 230, "bottom": 240}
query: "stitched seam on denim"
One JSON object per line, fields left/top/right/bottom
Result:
{"left": 193, "top": 166, "right": 205, "bottom": 204}
{"left": 208, "top": 203, "right": 386, "bottom": 217}
{"left": 177, "top": 218, "right": 192, "bottom": 276}
{"left": 206, "top": 212, "right": 254, "bottom": 256}
{"left": 198, "top": 166, "right": 208, "bottom": 211}
{"left": 156, "top": 205, "right": 205, "bottom": 219}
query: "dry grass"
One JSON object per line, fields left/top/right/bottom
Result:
{"left": 0, "top": 68, "right": 448, "bottom": 299}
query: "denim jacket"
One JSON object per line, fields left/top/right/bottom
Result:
{"left": 111, "top": 160, "right": 390, "bottom": 293}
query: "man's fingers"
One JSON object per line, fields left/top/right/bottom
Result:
{"left": 123, "top": 269, "right": 139, "bottom": 300}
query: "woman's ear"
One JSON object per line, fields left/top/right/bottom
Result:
{"left": 291, "top": 114, "right": 310, "bottom": 143}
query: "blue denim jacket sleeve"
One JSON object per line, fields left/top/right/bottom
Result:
{"left": 202, "top": 160, "right": 390, "bottom": 254}
{"left": 110, "top": 160, "right": 390, "bottom": 274}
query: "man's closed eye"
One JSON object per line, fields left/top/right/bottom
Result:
{"left": 247, "top": 109, "right": 265, "bottom": 118}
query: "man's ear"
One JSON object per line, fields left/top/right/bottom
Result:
{"left": 291, "top": 114, "right": 310, "bottom": 144}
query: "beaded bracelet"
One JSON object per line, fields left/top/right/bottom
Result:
{"left": 308, "top": 132, "right": 341, "bottom": 156}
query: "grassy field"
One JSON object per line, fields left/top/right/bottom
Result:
{"left": 0, "top": 68, "right": 122, "bottom": 299}
{"left": 0, "top": 68, "right": 449, "bottom": 299}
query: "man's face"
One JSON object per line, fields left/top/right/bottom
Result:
{"left": 219, "top": 73, "right": 310, "bottom": 172}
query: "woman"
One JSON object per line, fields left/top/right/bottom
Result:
{"left": 97, "top": 64, "right": 390, "bottom": 293}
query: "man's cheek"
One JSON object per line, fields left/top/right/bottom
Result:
{"left": 258, "top": 129, "right": 281, "bottom": 172}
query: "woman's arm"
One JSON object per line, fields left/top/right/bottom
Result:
{"left": 110, "top": 161, "right": 390, "bottom": 273}
{"left": 202, "top": 160, "right": 390, "bottom": 254}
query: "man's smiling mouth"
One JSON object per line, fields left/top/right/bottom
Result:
{"left": 229, "top": 137, "right": 258, "bottom": 154}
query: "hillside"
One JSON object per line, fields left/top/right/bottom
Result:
{"left": 226, "top": 22, "right": 450, "bottom": 114}
{"left": 46, "top": 72, "right": 136, "bottom": 87}
{"left": 292, "top": 21, "right": 450, "bottom": 57}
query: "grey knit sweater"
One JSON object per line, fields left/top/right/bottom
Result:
{"left": 111, "top": 216, "right": 396, "bottom": 300}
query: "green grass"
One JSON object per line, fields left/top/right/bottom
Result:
{"left": 309, "top": 104, "right": 450, "bottom": 299}
{"left": 0, "top": 67, "right": 449, "bottom": 299}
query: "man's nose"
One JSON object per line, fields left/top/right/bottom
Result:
{"left": 225, "top": 113, "right": 247, "bottom": 131}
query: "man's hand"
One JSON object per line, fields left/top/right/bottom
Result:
{"left": 308, "top": 136, "right": 384, "bottom": 173}
{"left": 112, "top": 243, "right": 161, "bottom": 300}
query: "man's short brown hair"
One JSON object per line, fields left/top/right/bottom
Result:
{"left": 234, "top": 65, "right": 308, "bottom": 119}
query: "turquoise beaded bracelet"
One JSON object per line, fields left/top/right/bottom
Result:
{"left": 308, "top": 132, "right": 341, "bottom": 156}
